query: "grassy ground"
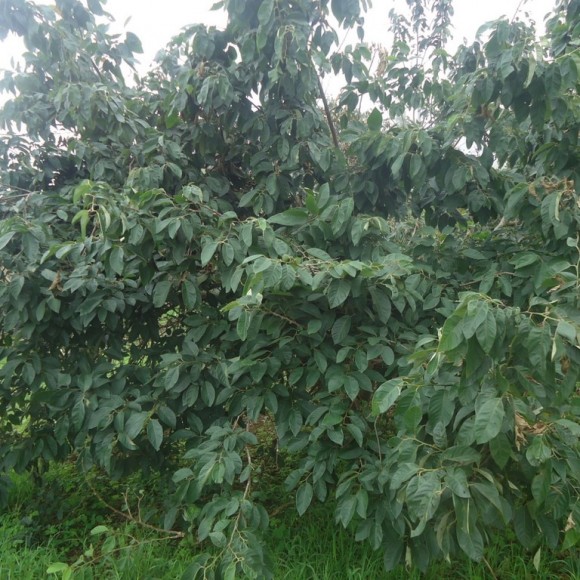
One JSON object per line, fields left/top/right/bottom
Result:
{"left": 0, "top": 459, "right": 578, "bottom": 579}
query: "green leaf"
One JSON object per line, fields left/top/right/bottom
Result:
{"left": 371, "top": 379, "right": 403, "bottom": 416}
{"left": 479, "top": 264, "right": 497, "bottom": 293}
{"left": 73, "top": 180, "right": 93, "bottom": 203}
{"left": 355, "top": 488, "right": 368, "bottom": 518}
{"left": 463, "top": 301, "right": 488, "bottom": 338}
{"left": 541, "top": 192, "right": 562, "bottom": 234}
{"left": 257, "top": 0, "right": 274, "bottom": 24}
{"left": 72, "top": 209, "right": 90, "bottom": 238}
{"left": 223, "top": 562, "right": 237, "bottom": 580}
{"left": 406, "top": 471, "right": 441, "bottom": 524}
{"left": 474, "top": 398, "right": 505, "bottom": 444}
{"left": 427, "top": 390, "right": 454, "bottom": 430}
{"left": 350, "top": 218, "right": 364, "bottom": 246}
{"left": 489, "top": 433, "right": 512, "bottom": 468}
{"left": 367, "top": 107, "right": 383, "bottom": 130}
{"left": 0, "top": 231, "right": 15, "bottom": 251}
{"left": 511, "top": 252, "right": 539, "bottom": 269}
{"left": 157, "top": 405, "right": 177, "bottom": 428}
{"left": 253, "top": 257, "right": 271, "bottom": 273}
{"left": 308, "top": 320, "right": 322, "bottom": 335}
{"left": 165, "top": 366, "right": 180, "bottom": 391}
{"left": 524, "top": 56, "right": 537, "bottom": 88}
{"left": 391, "top": 153, "right": 406, "bottom": 178}
{"left": 221, "top": 243, "right": 235, "bottom": 266}
{"left": 268, "top": 208, "right": 309, "bottom": 226}
{"left": 409, "top": 155, "right": 424, "bottom": 182}
{"left": 347, "top": 423, "right": 363, "bottom": 446}
{"left": 383, "top": 525, "right": 404, "bottom": 571}
{"left": 526, "top": 327, "right": 549, "bottom": 370}
{"left": 390, "top": 463, "right": 419, "bottom": 490}
{"left": 147, "top": 419, "right": 163, "bottom": 451}
{"left": 35, "top": 301, "right": 46, "bottom": 322}
{"left": 441, "top": 446, "right": 481, "bottom": 465}
{"left": 455, "top": 497, "right": 483, "bottom": 560}
{"left": 47, "top": 563, "right": 70, "bottom": 574}
{"left": 525, "top": 435, "right": 551, "bottom": 466}
{"left": 125, "top": 31, "right": 143, "bottom": 53}
{"left": 71, "top": 399, "right": 85, "bottom": 430}
{"left": 314, "top": 350, "right": 328, "bottom": 373}
{"left": 172, "top": 467, "right": 193, "bottom": 483}
{"left": 306, "top": 247, "right": 331, "bottom": 260}
{"left": 476, "top": 311, "right": 497, "bottom": 353}
{"left": 514, "top": 505, "right": 538, "bottom": 549}
{"left": 237, "top": 309, "right": 252, "bottom": 341}
{"left": 317, "top": 183, "right": 330, "bottom": 208}
{"left": 337, "top": 495, "right": 357, "bottom": 527}
{"left": 504, "top": 183, "right": 528, "bottom": 219}
{"left": 331, "top": 198, "right": 354, "bottom": 235}
{"left": 344, "top": 375, "right": 360, "bottom": 400}
{"left": 327, "top": 427, "right": 344, "bottom": 445}
{"left": 439, "top": 314, "right": 464, "bottom": 352}
{"left": 327, "top": 279, "right": 350, "bottom": 308}
{"left": 462, "top": 248, "right": 487, "bottom": 260}
{"left": 457, "top": 521, "right": 483, "bottom": 561}
{"left": 531, "top": 469, "right": 550, "bottom": 505}
{"left": 555, "top": 419, "right": 580, "bottom": 436}
{"left": 125, "top": 411, "right": 148, "bottom": 439}
{"left": 369, "top": 287, "right": 391, "bottom": 324}
{"left": 445, "top": 468, "right": 470, "bottom": 499}
{"left": 308, "top": 142, "right": 322, "bottom": 166}
{"left": 90, "top": 525, "right": 110, "bottom": 536}
{"left": 555, "top": 320, "right": 576, "bottom": 342}
{"left": 109, "top": 246, "right": 124, "bottom": 276}
{"left": 331, "top": 316, "right": 352, "bottom": 344}
{"left": 153, "top": 280, "right": 171, "bottom": 308}
{"left": 296, "top": 482, "right": 313, "bottom": 516}
{"left": 201, "top": 241, "right": 219, "bottom": 266}
{"left": 182, "top": 279, "right": 197, "bottom": 309}
{"left": 562, "top": 526, "right": 580, "bottom": 551}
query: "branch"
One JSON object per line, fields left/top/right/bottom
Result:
{"left": 85, "top": 474, "right": 185, "bottom": 539}
{"left": 316, "top": 71, "right": 340, "bottom": 149}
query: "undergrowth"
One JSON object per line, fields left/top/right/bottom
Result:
{"left": 0, "top": 424, "right": 578, "bottom": 579}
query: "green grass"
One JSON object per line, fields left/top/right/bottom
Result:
{"left": 0, "top": 515, "right": 193, "bottom": 579}
{"left": 0, "top": 464, "right": 578, "bottom": 579}
{"left": 268, "top": 505, "right": 579, "bottom": 580}
{"left": 0, "top": 516, "right": 61, "bottom": 579}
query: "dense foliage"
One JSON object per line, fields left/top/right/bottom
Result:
{"left": 0, "top": 0, "right": 578, "bottom": 577}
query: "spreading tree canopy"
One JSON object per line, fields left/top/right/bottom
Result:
{"left": 0, "top": 0, "right": 579, "bottom": 576}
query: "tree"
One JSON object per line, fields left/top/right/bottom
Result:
{"left": 0, "top": 0, "right": 578, "bottom": 577}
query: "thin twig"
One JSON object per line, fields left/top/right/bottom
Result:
{"left": 70, "top": 534, "right": 184, "bottom": 573}
{"left": 85, "top": 474, "right": 185, "bottom": 539}
{"left": 510, "top": 0, "right": 526, "bottom": 23}
{"left": 263, "top": 307, "right": 301, "bottom": 327}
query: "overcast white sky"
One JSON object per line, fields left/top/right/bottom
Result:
{"left": 108, "top": 0, "right": 555, "bottom": 68}
{"left": 107, "top": 0, "right": 554, "bottom": 58}
{"left": 0, "top": 0, "right": 557, "bottom": 74}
